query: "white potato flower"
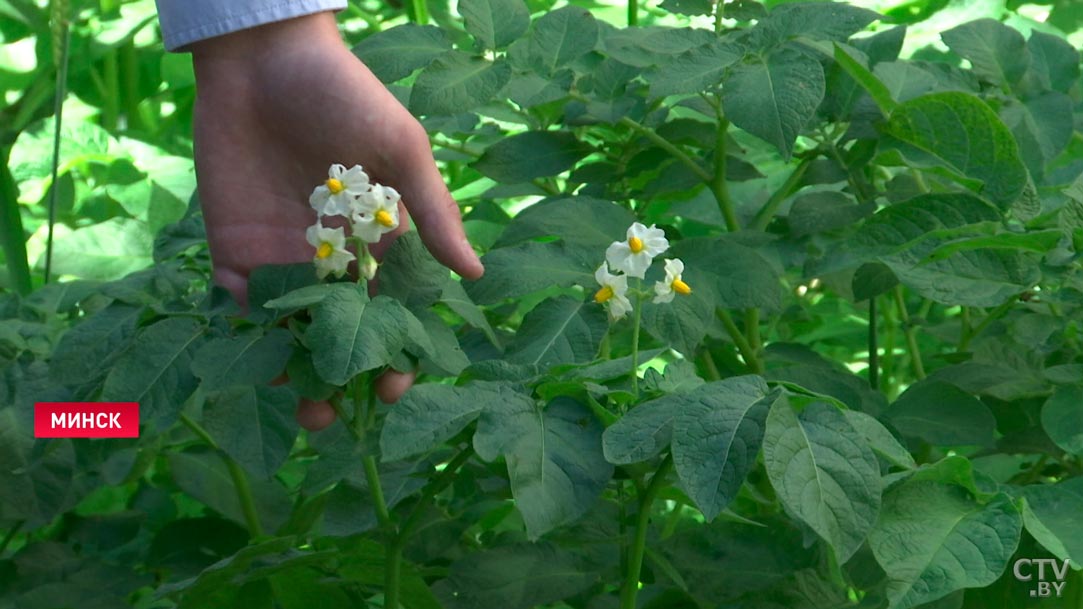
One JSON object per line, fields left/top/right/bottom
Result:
{"left": 309, "top": 164, "right": 371, "bottom": 217}
{"left": 653, "top": 258, "right": 692, "bottom": 304}
{"left": 594, "top": 264, "right": 632, "bottom": 321}
{"left": 605, "top": 222, "right": 669, "bottom": 279}
{"left": 351, "top": 184, "right": 401, "bottom": 243}
{"left": 306, "top": 223, "right": 356, "bottom": 279}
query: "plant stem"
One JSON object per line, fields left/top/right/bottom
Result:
{"left": 714, "top": 0, "right": 725, "bottom": 34}
{"left": 618, "top": 117, "right": 712, "bottom": 183}
{"left": 892, "top": 287, "right": 926, "bottom": 380}
{"left": 744, "top": 308, "right": 761, "bottom": 359}
{"left": 408, "top": 0, "right": 429, "bottom": 23}
{"left": 620, "top": 456, "right": 673, "bottom": 609}
{"left": 958, "top": 299, "right": 1014, "bottom": 352}
{"left": 868, "top": 298, "right": 878, "bottom": 391}
{"left": 717, "top": 308, "right": 763, "bottom": 374}
{"left": 698, "top": 349, "right": 722, "bottom": 381}
{"left": 179, "top": 414, "right": 264, "bottom": 536}
{"left": 0, "top": 520, "right": 24, "bottom": 555}
{"left": 751, "top": 157, "right": 812, "bottom": 231}
{"left": 711, "top": 119, "right": 739, "bottom": 232}
{"left": 628, "top": 0, "right": 638, "bottom": 26}
{"left": 0, "top": 155, "right": 31, "bottom": 295}
{"left": 631, "top": 290, "right": 643, "bottom": 398}
{"left": 45, "top": 18, "right": 71, "bottom": 285}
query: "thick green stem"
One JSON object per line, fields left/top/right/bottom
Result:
{"left": 744, "top": 308, "right": 761, "bottom": 360}
{"left": 698, "top": 349, "right": 722, "bottom": 381}
{"left": 628, "top": 0, "right": 638, "bottom": 26}
{"left": 620, "top": 456, "right": 673, "bottom": 609}
{"left": 363, "top": 456, "right": 393, "bottom": 530}
{"left": 0, "top": 156, "right": 31, "bottom": 295}
{"left": 711, "top": 119, "right": 739, "bottom": 232}
{"left": 45, "top": 23, "right": 71, "bottom": 285}
{"left": 179, "top": 414, "right": 263, "bottom": 536}
{"left": 892, "top": 287, "right": 926, "bottom": 380}
{"left": 618, "top": 117, "right": 712, "bottom": 182}
{"left": 120, "top": 41, "right": 141, "bottom": 131}
{"left": 714, "top": 0, "right": 725, "bottom": 34}
{"left": 717, "top": 308, "right": 763, "bottom": 374}
{"left": 751, "top": 157, "right": 812, "bottom": 231}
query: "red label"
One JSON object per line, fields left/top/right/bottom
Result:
{"left": 34, "top": 403, "right": 140, "bottom": 438}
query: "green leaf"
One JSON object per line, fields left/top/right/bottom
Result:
{"left": 659, "top": 0, "right": 713, "bottom": 16}
{"left": 844, "top": 410, "right": 916, "bottom": 469}
{"left": 460, "top": 0, "right": 529, "bottom": 49}
{"left": 379, "top": 231, "right": 448, "bottom": 311}
{"left": 1001, "top": 92, "right": 1073, "bottom": 179}
{"left": 494, "top": 196, "right": 635, "bottom": 249}
{"left": 202, "top": 385, "right": 299, "bottom": 480}
{"left": 472, "top": 131, "right": 590, "bottom": 183}
{"left": 262, "top": 282, "right": 353, "bottom": 313}
{"left": 788, "top": 191, "right": 874, "bottom": 236}
{"left": 246, "top": 263, "right": 319, "bottom": 322}
{"left": 640, "top": 274, "right": 715, "bottom": 356}
{"left": 673, "top": 378, "right": 778, "bottom": 521}
{"left": 440, "top": 279, "right": 500, "bottom": 347}
{"left": 168, "top": 450, "right": 292, "bottom": 534}
{"left": 381, "top": 381, "right": 527, "bottom": 461}
{"left": 306, "top": 287, "right": 416, "bottom": 385}
{"left": 941, "top": 19, "right": 1029, "bottom": 89}
{"left": 414, "top": 309, "right": 470, "bottom": 376}
{"left": 506, "top": 296, "right": 607, "bottom": 369}
{"left": 885, "top": 92, "right": 1027, "bottom": 207}
{"left": 601, "top": 26, "right": 715, "bottom": 68}
{"left": 852, "top": 262, "right": 898, "bottom": 301}
{"left": 764, "top": 400, "right": 881, "bottom": 562}
{"left": 433, "top": 543, "right": 595, "bottom": 609}
{"left": 48, "top": 218, "right": 154, "bottom": 281}
{"left": 603, "top": 394, "right": 679, "bottom": 464}
{"left": 723, "top": 47, "right": 825, "bottom": 159}
{"left": 474, "top": 397, "right": 613, "bottom": 539}
{"left": 1041, "top": 386, "right": 1083, "bottom": 456}
{"left": 1022, "top": 477, "right": 1083, "bottom": 567}
{"left": 49, "top": 303, "right": 142, "bottom": 387}
{"left": 0, "top": 408, "right": 76, "bottom": 524}
{"left": 269, "top": 567, "right": 353, "bottom": 609}
{"left": 1026, "top": 30, "right": 1080, "bottom": 94}
{"left": 869, "top": 482, "right": 1022, "bottom": 609}
{"left": 526, "top": 6, "right": 598, "bottom": 76}
{"left": 672, "top": 237, "right": 781, "bottom": 312}
{"left": 466, "top": 241, "right": 596, "bottom": 304}
{"left": 749, "top": 2, "right": 880, "bottom": 48}
{"left": 646, "top": 40, "right": 742, "bottom": 98}
{"left": 352, "top": 24, "right": 452, "bottom": 83}
{"left": 832, "top": 42, "right": 897, "bottom": 114}
{"left": 191, "top": 327, "right": 294, "bottom": 392}
{"left": 101, "top": 317, "right": 205, "bottom": 431}
{"left": 887, "top": 380, "right": 996, "bottom": 447}
{"left": 410, "top": 52, "right": 511, "bottom": 116}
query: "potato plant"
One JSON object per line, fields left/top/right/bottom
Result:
{"left": 3, "top": 0, "right": 1083, "bottom": 608}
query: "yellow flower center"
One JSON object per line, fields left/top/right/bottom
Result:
{"left": 316, "top": 242, "right": 334, "bottom": 259}
{"left": 375, "top": 209, "right": 395, "bottom": 227}
{"left": 326, "top": 178, "right": 345, "bottom": 194}
{"left": 628, "top": 236, "right": 644, "bottom": 254}
{"left": 672, "top": 278, "right": 692, "bottom": 295}
{"left": 594, "top": 285, "right": 615, "bottom": 303}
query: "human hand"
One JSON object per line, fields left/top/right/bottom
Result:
{"left": 188, "top": 12, "right": 482, "bottom": 429}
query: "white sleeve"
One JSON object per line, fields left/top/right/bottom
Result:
{"left": 155, "top": 0, "right": 347, "bottom": 51}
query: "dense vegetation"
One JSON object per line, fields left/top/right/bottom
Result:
{"left": 3, "top": 0, "right": 1083, "bottom": 608}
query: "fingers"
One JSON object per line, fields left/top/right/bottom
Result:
{"left": 296, "top": 398, "right": 337, "bottom": 431}
{"left": 375, "top": 368, "right": 418, "bottom": 404}
{"left": 391, "top": 131, "right": 484, "bottom": 281}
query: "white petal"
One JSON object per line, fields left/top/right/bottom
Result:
{"left": 621, "top": 252, "right": 652, "bottom": 279}
{"left": 606, "top": 242, "right": 632, "bottom": 274}
{"left": 328, "top": 163, "right": 346, "bottom": 179}
{"left": 309, "top": 187, "right": 332, "bottom": 214}
{"left": 594, "top": 263, "right": 611, "bottom": 287}
{"left": 665, "top": 258, "right": 684, "bottom": 278}
{"left": 351, "top": 217, "right": 384, "bottom": 244}
{"left": 609, "top": 293, "right": 633, "bottom": 320}
{"left": 653, "top": 281, "right": 675, "bottom": 304}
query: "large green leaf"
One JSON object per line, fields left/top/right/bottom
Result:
{"left": 305, "top": 286, "right": 419, "bottom": 385}
{"left": 433, "top": 543, "right": 595, "bottom": 609}
{"left": 526, "top": 6, "right": 598, "bottom": 76}
{"left": 640, "top": 275, "right": 715, "bottom": 356}
{"left": 202, "top": 385, "right": 299, "bottom": 480}
{"left": 748, "top": 2, "right": 880, "bottom": 48}
{"left": 646, "top": 40, "right": 742, "bottom": 97}
{"left": 190, "top": 327, "right": 294, "bottom": 392}
{"left": 49, "top": 303, "right": 142, "bottom": 387}
{"left": 506, "top": 296, "right": 607, "bottom": 369}
{"left": 0, "top": 409, "right": 76, "bottom": 524}
{"left": 1040, "top": 386, "right": 1083, "bottom": 456}
{"left": 378, "top": 231, "right": 448, "bottom": 312}
{"left": 1022, "top": 477, "right": 1083, "bottom": 568}
{"left": 764, "top": 400, "right": 881, "bottom": 562}
{"left": 1001, "top": 92, "right": 1073, "bottom": 179}
{"left": 494, "top": 196, "right": 634, "bottom": 249}
{"left": 48, "top": 218, "right": 154, "bottom": 281}
{"left": 466, "top": 241, "right": 596, "bottom": 304}
{"left": 672, "top": 237, "right": 781, "bottom": 312}
{"left": 352, "top": 24, "right": 452, "bottom": 83}
{"left": 101, "top": 317, "right": 205, "bottom": 431}
{"left": 472, "top": 131, "right": 590, "bottom": 183}
{"left": 603, "top": 394, "right": 680, "bottom": 464}
{"left": 887, "top": 380, "right": 996, "bottom": 447}
{"left": 885, "top": 92, "right": 1027, "bottom": 207}
{"left": 672, "top": 377, "right": 779, "bottom": 521}
{"left": 1026, "top": 30, "right": 1080, "bottom": 94}
{"left": 459, "top": 0, "right": 529, "bottom": 49}
{"left": 474, "top": 397, "right": 613, "bottom": 539}
{"left": 381, "top": 382, "right": 528, "bottom": 461}
{"left": 869, "top": 482, "right": 1022, "bottom": 609}
{"left": 410, "top": 52, "right": 511, "bottom": 116}
{"left": 723, "top": 47, "right": 825, "bottom": 159}
{"left": 941, "top": 19, "right": 1029, "bottom": 89}
{"left": 168, "top": 450, "right": 292, "bottom": 534}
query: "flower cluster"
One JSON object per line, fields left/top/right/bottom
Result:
{"left": 593, "top": 222, "right": 692, "bottom": 321}
{"left": 306, "top": 164, "right": 401, "bottom": 279}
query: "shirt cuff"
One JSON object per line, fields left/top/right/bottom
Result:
{"left": 156, "top": 0, "right": 348, "bottom": 52}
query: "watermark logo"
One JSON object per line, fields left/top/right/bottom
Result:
{"left": 1013, "top": 558, "right": 1071, "bottom": 598}
{"left": 34, "top": 403, "right": 140, "bottom": 438}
